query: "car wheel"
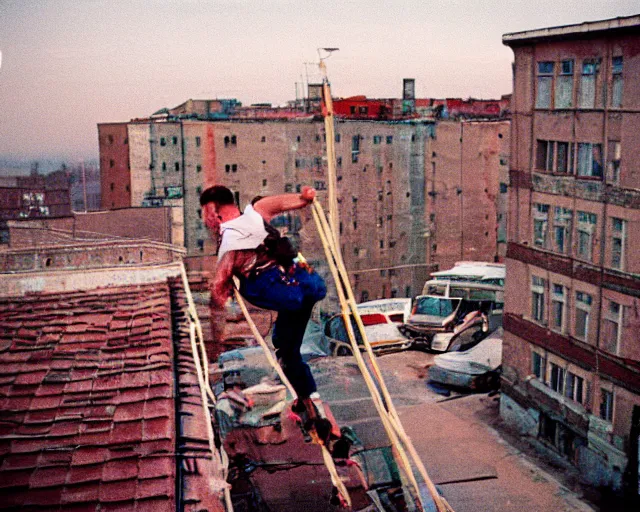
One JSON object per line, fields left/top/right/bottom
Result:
{"left": 336, "top": 345, "right": 352, "bottom": 357}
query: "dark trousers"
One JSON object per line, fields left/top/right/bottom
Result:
{"left": 238, "top": 264, "right": 327, "bottom": 399}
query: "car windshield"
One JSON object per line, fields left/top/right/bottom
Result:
{"left": 415, "top": 297, "right": 460, "bottom": 317}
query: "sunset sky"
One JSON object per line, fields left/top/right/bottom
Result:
{"left": 0, "top": 0, "right": 637, "bottom": 163}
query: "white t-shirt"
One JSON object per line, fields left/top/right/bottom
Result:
{"left": 217, "top": 204, "right": 268, "bottom": 260}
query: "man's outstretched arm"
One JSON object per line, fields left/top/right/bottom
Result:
{"left": 253, "top": 186, "right": 316, "bottom": 222}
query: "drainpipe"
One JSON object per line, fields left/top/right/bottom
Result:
{"left": 180, "top": 120, "right": 187, "bottom": 254}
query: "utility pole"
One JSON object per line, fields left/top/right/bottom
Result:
{"left": 318, "top": 48, "right": 340, "bottom": 249}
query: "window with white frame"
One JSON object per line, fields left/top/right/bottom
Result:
{"left": 531, "top": 276, "right": 546, "bottom": 324}
{"left": 611, "top": 56, "right": 623, "bottom": 108}
{"left": 579, "top": 60, "right": 598, "bottom": 108}
{"left": 600, "top": 388, "right": 614, "bottom": 422}
{"left": 602, "top": 300, "right": 623, "bottom": 355}
{"left": 532, "top": 351, "right": 546, "bottom": 380}
{"left": 553, "top": 207, "right": 572, "bottom": 254}
{"left": 533, "top": 204, "right": 550, "bottom": 248}
{"left": 576, "top": 212, "right": 597, "bottom": 261}
{"left": 576, "top": 143, "right": 603, "bottom": 177}
{"left": 536, "top": 62, "right": 554, "bottom": 109}
{"left": 549, "top": 362, "right": 565, "bottom": 393}
{"left": 555, "top": 60, "right": 574, "bottom": 108}
{"left": 551, "top": 284, "right": 567, "bottom": 333}
{"left": 574, "top": 291, "right": 592, "bottom": 341}
{"left": 610, "top": 217, "right": 626, "bottom": 271}
{"left": 565, "top": 371, "right": 585, "bottom": 404}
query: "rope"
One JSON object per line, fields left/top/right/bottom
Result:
{"left": 311, "top": 201, "right": 453, "bottom": 512}
{"left": 179, "top": 263, "right": 234, "bottom": 512}
{"left": 231, "top": 280, "right": 352, "bottom": 508}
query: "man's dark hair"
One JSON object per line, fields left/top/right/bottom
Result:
{"left": 200, "top": 185, "right": 235, "bottom": 207}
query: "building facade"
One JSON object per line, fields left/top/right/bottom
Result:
{"left": 501, "top": 15, "right": 640, "bottom": 495}
{"left": 425, "top": 120, "right": 510, "bottom": 271}
{"left": 99, "top": 90, "right": 509, "bottom": 310}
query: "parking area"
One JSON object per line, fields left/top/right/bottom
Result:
{"left": 310, "top": 350, "right": 596, "bottom": 512}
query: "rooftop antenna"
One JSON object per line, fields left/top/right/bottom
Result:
{"left": 317, "top": 47, "right": 340, "bottom": 248}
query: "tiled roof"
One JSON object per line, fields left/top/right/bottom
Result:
{"left": 0, "top": 282, "right": 210, "bottom": 511}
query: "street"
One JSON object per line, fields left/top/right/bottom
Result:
{"left": 310, "top": 350, "right": 596, "bottom": 512}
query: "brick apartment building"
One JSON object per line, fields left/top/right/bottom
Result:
{"left": 99, "top": 89, "right": 509, "bottom": 308}
{"left": 0, "top": 171, "right": 71, "bottom": 244}
{"left": 501, "top": 15, "right": 640, "bottom": 495}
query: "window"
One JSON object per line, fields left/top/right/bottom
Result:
{"left": 262, "top": 179, "right": 267, "bottom": 186}
{"left": 359, "top": 106, "right": 368, "bottom": 115}
{"left": 109, "top": 159, "right": 115, "bottom": 168}
{"left": 224, "top": 136, "right": 230, "bottom": 147}
{"left": 532, "top": 351, "right": 546, "bottom": 380}
{"left": 373, "top": 135, "right": 382, "bottom": 145}
{"left": 197, "top": 208, "right": 202, "bottom": 219}
{"left": 602, "top": 301, "right": 623, "bottom": 354}
{"left": 196, "top": 165, "right": 202, "bottom": 173}
{"left": 231, "top": 135, "right": 237, "bottom": 145}
{"left": 386, "top": 135, "right": 393, "bottom": 144}
{"left": 160, "top": 137, "right": 166, "bottom": 146}
{"left": 231, "top": 164, "right": 237, "bottom": 173}
{"left": 536, "top": 140, "right": 573, "bottom": 173}
{"left": 576, "top": 143, "right": 603, "bottom": 177}
{"left": 352, "top": 135, "right": 360, "bottom": 163}
{"left": 162, "top": 162, "right": 167, "bottom": 171}
{"left": 284, "top": 183, "right": 292, "bottom": 193}
{"left": 607, "top": 141, "right": 621, "bottom": 184}
{"left": 600, "top": 388, "right": 614, "bottom": 422}
{"left": 261, "top": 136, "right": 266, "bottom": 142}
{"left": 533, "top": 204, "right": 549, "bottom": 248}
{"left": 565, "top": 372, "right": 584, "bottom": 404}
{"left": 195, "top": 136, "right": 201, "bottom": 147}
{"left": 553, "top": 207, "right": 572, "bottom": 254}
{"left": 578, "top": 60, "right": 598, "bottom": 108}
{"left": 196, "top": 186, "right": 202, "bottom": 195}
{"left": 337, "top": 156, "right": 342, "bottom": 167}
{"left": 172, "top": 136, "right": 178, "bottom": 145}
{"left": 379, "top": 240, "right": 384, "bottom": 249}
{"left": 531, "top": 276, "right": 546, "bottom": 324}
{"left": 574, "top": 291, "right": 592, "bottom": 341}
{"left": 175, "top": 162, "right": 180, "bottom": 171}
{"left": 556, "top": 142, "right": 571, "bottom": 173}
{"left": 110, "top": 182, "right": 114, "bottom": 191}
{"left": 335, "top": 134, "right": 341, "bottom": 143}
{"left": 350, "top": 106, "right": 356, "bottom": 115}
{"left": 555, "top": 60, "right": 574, "bottom": 108}
{"left": 610, "top": 217, "right": 626, "bottom": 270}
{"left": 536, "top": 61, "right": 554, "bottom": 108}
{"left": 549, "top": 362, "right": 565, "bottom": 393}
{"left": 536, "top": 140, "right": 553, "bottom": 171}
{"left": 551, "top": 284, "right": 567, "bottom": 333}
{"left": 197, "top": 239, "right": 204, "bottom": 251}
{"left": 577, "top": 212, "right": 597, "bottom": 261}
{"left": 225, "top": 164, "right": 230, "bottom": 173}
{"left": 296, "top": 136, "right": 301, "bottom": 143}
{"left": 611, "top": 56, "right": 623, "bottom": 108}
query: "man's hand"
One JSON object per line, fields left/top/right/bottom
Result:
{"left": 300, "top": 186, "right": 316, "bottom": 204}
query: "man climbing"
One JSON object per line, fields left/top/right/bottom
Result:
{"left": 200, "top": 185, "right": 332, "bottom": 440}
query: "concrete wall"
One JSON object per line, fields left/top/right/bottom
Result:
{"left": 426, "top": 120, "right": 510, "bottom": 270}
